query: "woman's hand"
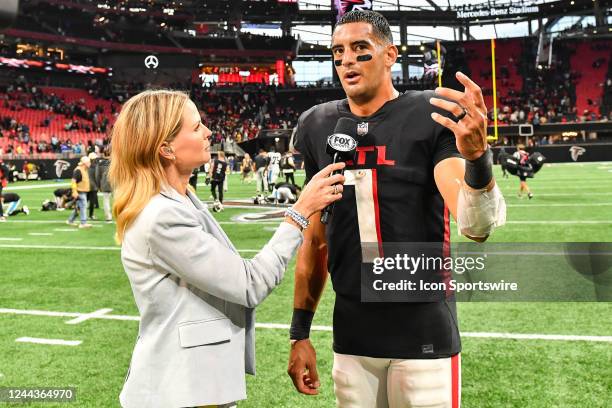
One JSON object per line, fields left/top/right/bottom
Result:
{"left": 292, "top": 162, "right": 346, "bottom": 219}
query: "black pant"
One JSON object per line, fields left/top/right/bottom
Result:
{"left": 88, "top": 190, "right": 98, "bottom": 217}
{"left": 0, "top": 185, "right": 3, "bottom": 217}
{"left": 211, "top": 180, "right": 223, "bottom": 203}
{"left": 189, "top": 171, "right": 198, "bottom": 190}
{"left": 284, "top": 172, "right": 295, "bottom": 185}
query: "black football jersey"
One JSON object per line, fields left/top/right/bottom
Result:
{"left": 211, "top": 159, "right": 228, "bottom": 181}
{"left": 293, "top": 90, "right": 463, "bottom": 359}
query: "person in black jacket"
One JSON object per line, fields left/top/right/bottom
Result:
{"left": 87, "top": 152, "right": 99, "bottom": 219}
{"left": 0, "top": 159, "right": 9, "bottom": 221}
{"left": 208, "top": 151, "right": 228, "bottom": 212}
{"left": 95, "top": 147, "right": 112, "bottom": 222}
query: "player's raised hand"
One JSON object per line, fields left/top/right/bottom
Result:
{"left": 429, "top": 71, "right": 489, "bottom": 161}
{"left": 287, "top": 339, "right": 320, "bottom": 395}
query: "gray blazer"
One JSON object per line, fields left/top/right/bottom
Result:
{"left": 119, "top": 187, "right": 303, "bottom": 408}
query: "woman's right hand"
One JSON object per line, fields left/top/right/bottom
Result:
{"left": 292, "top": 162, "right": 346, "bottom": 219}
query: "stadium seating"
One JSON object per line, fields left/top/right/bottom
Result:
{"left": 1, "top": 36, "right": 609, "bottom": 158}
{"left": 0, "top": 86, "right": 115, "bottom": 154}
{"left": 462, "top": 38, "right": 525, "bottom": 118}
{"left": 569, "top": 40, "right": 610, "bottom": 116}
{"left": 462, "top": 40, "right": 494, "bottom": 109}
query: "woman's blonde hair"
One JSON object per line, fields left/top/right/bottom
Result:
{"left": 109, "top": 89, "right": 189, "bottom": 243}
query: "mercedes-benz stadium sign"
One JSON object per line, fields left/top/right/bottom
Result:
{"left": 457, "top": 4, "right": 539, "bottom": 20}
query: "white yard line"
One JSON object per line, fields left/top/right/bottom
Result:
{"left": 460, "top": 332, "right": 612, "bottom": 342}
{"left": 28, "top": 233, "right": 53, "bottom": 236}
{"left": 498, "top": 180, "right": 612, "bottom": 185}
{"left": 506, "top": 203, "right": 612, "bottom": 207}
{"left": 13, "top": 218, "right": 610, "bottom": 225}
{"left": 1, "top": 308, "right": 610, "bottom": 343}
{"left": 500, "top": 187, "right": 612, "bottom": 191}
{"left": 506, "top": 221, "right": 612, "bottom": 224}
{"left": 512, "top": 192, "right": 612, "bottom": 196}
{"left": 15, "top": 337, "right": 81, "bottom": 346}
{"left": 0, "top": 220, "right": 75, "bottom": 224}
{"left": 3, "top": 220, "right": 115, "bottom": 224}
{"left": 4, "top": 220, "right": 280, "bottom": 225}
{"left": 0, "top": 237, "right": 23, "bottom": 241}
{"left": 4, "top": 183, "right": 70, "bottom": 191}
{"left": 0, "top": 244, "right": 119, "bottom": 251}
{"left": 218, "top": 221, "right": 280, "bottom": 225}
{"left": 65, "top": 308, "right": 114, "bottom": 325}
{"left": 0, "top": 244, "right": 259, "bottom": 252}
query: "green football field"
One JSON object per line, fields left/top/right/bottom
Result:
{"left": 0, "top": 162, "right": 611, "bottom": 407}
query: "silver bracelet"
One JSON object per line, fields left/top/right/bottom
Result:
{"left": 284, "top": 207, "right": 310, "bottom": 230}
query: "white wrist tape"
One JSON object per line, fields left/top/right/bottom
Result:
{"left": 457, "top": 183, "right": 506, "bottom": 238}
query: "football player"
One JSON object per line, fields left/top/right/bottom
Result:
{"left": 287, "top": 10, "right": 506, "bottom": 408}
{"left": 267, "top": 148, "right": 282, "bottom": 192}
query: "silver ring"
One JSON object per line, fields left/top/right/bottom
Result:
{"left": 456, "top": 107, "right": 468, "bottom": 121}
{"left": 332, "top": 185, "right": 338, "bottom": 194}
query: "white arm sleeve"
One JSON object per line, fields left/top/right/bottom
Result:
{"left": 457, "top": 183, "right": 506, "bottom": 238}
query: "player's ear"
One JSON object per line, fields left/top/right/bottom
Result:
{"left": 385, "top": 44, "right": 398, "bottom": 68}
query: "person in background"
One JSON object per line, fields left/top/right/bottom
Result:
{"left": 268, "top": 182, "right": 301, "bottom": 205}
{"left": 281, "top": 151, "right": 296, "bottom": 185}
{"left": 188, "top": 167, "right": 199, "bottom": 191}
{"left": 209, "top": 151, "right": 228, "bottom": 212}
{"left": 67, "top": 156, "right": 93, "bottom": 229}
{"left": 254, "top": 148, "right": 269, "bottom": 195}
{"left": 1, "top": 192, "right": 29, "bottom": 216}
{"left": 87, "top": 152, "right": 99, "bottom": 220}
{"left": 54, "top": 188, "right": 75, "bottom": 210}
{"left": 514, "top": 144, "right": 533, "bottom": 199}
{"left": 240, "top": 153, "right": 253, "bottom": 184}
{"left": 95, "top": 146, "right": 113, "bottom": 222}
{"left": 497, "top": 146, "right": 510, "bottom": 178}
{"left": 267, "top": 147, "right": 282, "bottom": 192}
{"left": 0, "top": 159, "right": 8, "bottom": 222}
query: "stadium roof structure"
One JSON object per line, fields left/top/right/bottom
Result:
{"left": 1, "top": 0, "right": 609, "bottom": 66}
{"left": 25, "top": 0, "right": 608, "bottom": 26}
{"left": 308, "top": 0, "right": 607, "bottom": 25}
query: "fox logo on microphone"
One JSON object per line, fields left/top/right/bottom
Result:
{"left": 328, "top": 134, "right": 357, "bottom": 152}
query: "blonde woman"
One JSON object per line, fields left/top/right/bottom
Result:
{"left": 240, "top": 152, "right": 253, "bottom": 184}
{"left": 109, "top": 90, "right": 345, "bottom": 408}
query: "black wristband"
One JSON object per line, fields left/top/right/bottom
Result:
{"left": 464, "top": 148, "right": 493, "bottom": 189}
{"left": 289, "top": 308, "right": 314, "bottom": 340}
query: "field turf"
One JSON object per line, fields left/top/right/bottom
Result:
{"left": 0, "top": 162, "right": 611, "bottom": 407}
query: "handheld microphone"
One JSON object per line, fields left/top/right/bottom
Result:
{"left": 321, "top": 117, "right": 358, "bottom": 225}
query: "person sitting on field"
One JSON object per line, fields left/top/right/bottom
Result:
{"left": 267, "top": 182, "right": 302, "bottom": 205}
{"left": 1, "top": 192, "right": 29, "bottom": 217}
{"left": 54, "top": 188, "right": 76, "bottom": 210}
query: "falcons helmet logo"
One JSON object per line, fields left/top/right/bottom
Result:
{"left": 54, "top": 160, "right": 70, "bottom": 178}
{"left": 569, "top": 146, "right": 585, "bottom": 162}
